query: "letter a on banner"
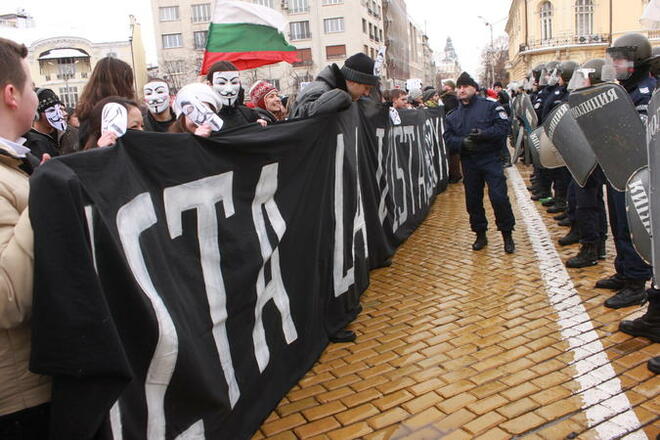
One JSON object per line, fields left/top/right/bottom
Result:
{"left": 334, "top": 130, "right": 369, "bottom": 297}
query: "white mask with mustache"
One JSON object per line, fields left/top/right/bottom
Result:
{"left": 144, "top": 81, "right": 170, "bottom": 114}
{"left": 44, "top": 104, "right": 67, "bottom": 131}
{"left": 212, "top": 71, "right": 241, "bottom": 107}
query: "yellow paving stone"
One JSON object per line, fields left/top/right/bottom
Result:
{"left": 256, "top": 172, "right": 659, "bottom": 439}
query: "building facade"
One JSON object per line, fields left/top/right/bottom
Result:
{"left": 506, "top": 0, "right": 658, "bottom": 81}
{"left": 150, "top": 0, "right": 434, "bottom": 95}
{"left": 0, "top": 11, "right": 148, "bottom": 107}
{"left": 151, "top": 0, "right": 388, "bottom": 95}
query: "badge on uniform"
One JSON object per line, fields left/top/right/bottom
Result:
{"left": 499, "top": 111, "right": 508, "bottom": 120}
{"left": 640, "top": 87, "right": 650, "bottom": 94}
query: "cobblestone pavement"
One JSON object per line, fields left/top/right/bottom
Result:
{"left": 252, "top": 165, "right": 659, "bottom": 440}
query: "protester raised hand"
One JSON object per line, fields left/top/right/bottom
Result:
{"left": 194, "top": 123, "right": 213, "bottom": 138}
{"left": 97, "top": 131, "right": 118, "bottom": 148}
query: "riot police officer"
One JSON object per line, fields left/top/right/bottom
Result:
{"left": 598, "top": 33, "right": 655, "bottom": 308}
{"left": 444, "top": 72, "right": 515, "bottom": 253}
{"left": 564, "top": 59, "right": 609, "bottom": 268}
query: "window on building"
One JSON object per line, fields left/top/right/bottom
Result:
{"left": 194, "top": 30, "right": 208, "bottom": 49}
{"left": 575, "top": 0, "right": 593, "bottom": 36}
{"left": 326, "top": 44, "right": 346, "bottom": 59}
{"left": 159, "top": 6, "right": 179, "bottom": 21}
{"left": 293, "top": 47, "right": 312, "bottom": 66}
{"left": 59, "top": 86, "right": 78, "bottom": 108}
{"left": 56, "top": 58, "right": 75, "bottom": 80}
{"left": 379, "top": 29, "right": 383, "bottom": 41}
{"left": 264, "top": 79, "right": 281, "bottom": 89}
{"left": 324, "top": 17, "right": 344, "bottom": 33}
{"left": 362, "top": 18, "right": 367, "bottom": 33}
{"left": 254, "top": 0, "right": 274, "bottom": 7}
{"left": 364, "top": 44, "right": 369, "bottom": 54}
{"left": 162, "top": 33, "right": 184, "bottom": 49}
{"left": 191, "top": 4, "right": 211, "bottom": 23}
{"left": 290, "top": 21, "right": 311, "bottom": 39}
{"left": 322, "top": 0, "right": 342, "bottom": 4}
{"left": 369, "top": 23, "right": 373, "bottom": 39}
{"left": 289, "top": 0, "right": 309, "bottom": 13}
{"left": 540, "top": 1, "right": 552, "bottom": 41}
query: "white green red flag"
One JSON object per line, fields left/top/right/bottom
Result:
{"left": 201, "top": 0, "right": 300, "bottom": 72}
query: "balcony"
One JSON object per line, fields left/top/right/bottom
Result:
{"left": 520, "top": 33, "right": 610, "bottom": 53}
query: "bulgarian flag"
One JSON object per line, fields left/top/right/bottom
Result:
{"left": 201, "top": 0, "right": 300, "bottom": 72}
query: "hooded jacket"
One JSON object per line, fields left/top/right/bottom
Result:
{"left": 0, "top": 139, "right": 51, "bottom": 416}
{"left": 291, "top": 64, "right": 353, "bottom": 119}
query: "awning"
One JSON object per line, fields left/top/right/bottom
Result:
{"left": 38, "top": 48, "right": 90, "bottom": 60}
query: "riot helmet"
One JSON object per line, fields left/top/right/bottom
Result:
{"left": 532, "top": 63, "right": 546, "bottom": 83}
{"left": 604, "top": 33, "right": 652, "bottom": 81}
{"left": 539, "top": 61, "right": 560, "bottom": 86}
{"left": 558, "top": 60, "right": 578, "bottom": 83}
{"left": 567, "top": 59, "right": 605, "bottom": 90}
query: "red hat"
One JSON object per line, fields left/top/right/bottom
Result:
{"left": 486, "top": 88, "right": 498, "bottom": 99}
{"left": 249, "top": 80, "right": 278, "bottom": 109}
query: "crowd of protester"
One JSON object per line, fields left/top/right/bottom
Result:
{"left": 1, "top": 28, "right": 659, "bottom": 439}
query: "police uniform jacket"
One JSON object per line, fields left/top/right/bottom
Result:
{"left": 540, "top": 85, "right": 569, "bottom": 122}
{"left": 444, "top": 95, "right": 510, "bottom": 157}
{"left": 622, "top": 73, "right": 656, "bottom": 122}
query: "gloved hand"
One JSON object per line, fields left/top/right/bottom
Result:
{"left": 462, "top": 136, "right": 478, "bottom": 153}
{"left": 467, "top": 128, "right": 484, "bottom": 141}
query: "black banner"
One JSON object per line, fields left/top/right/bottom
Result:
{"left": 28, "top": 102, "right": 447, "bottom": 440}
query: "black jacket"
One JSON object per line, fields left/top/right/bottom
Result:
{"left": 444, "top": 95, "right": 510, "bottom": 157}
{"left": 291, "top": 64, "right": 353, "bottom": 119}
{"left": 441, "top": 91, "right": 458, "bottom": 114}
{"left": 218, "top": 104, "right": 260, "bottom": 130}
{"left": 24, "top": 129, "right": 60, "bottom": 159}
{"left": 143, "top": 109, "right": 176, "bottom": 133}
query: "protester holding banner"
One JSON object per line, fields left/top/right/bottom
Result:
{"left": 169, "top": 82, "right": 223, "bottom": 137}
{"left": 0, "top": 37, "right": 51, "bottom": 439}
{"left": 24, "top": 88, "right": 79, "bottom": 158}
{"left": 291, "top": 52, "right": 379, "bottom": 119}
{"left": 598, "top": 33, "right": 655, "bottom": 309}
{"left": 206, "top": 61, "right": 267, "bottom": 130}
{"left": 82, "top": 96, "right": 144, "bottom": 149}
{"left": 249, "top": 80, "right": 287, "bottom": 123}
{"left": 75, "top": 57, "right": 136, "bottom": 149}
{"left": 142, "top": 78, "right": 176, "bottom": 133}
{"left": 444, "top": 72, "right": 516, "bottom": 253}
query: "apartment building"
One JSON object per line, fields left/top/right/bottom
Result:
{"left": 506, "top": 0, "right": 659, "bottom": 81}
{"left": 151, "top": 0, "right": 387, "bottom": 95}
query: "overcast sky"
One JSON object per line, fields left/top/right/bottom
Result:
{"left": 6, "top": 0, "right": 511, "bottom": 77}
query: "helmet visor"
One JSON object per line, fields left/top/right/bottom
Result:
{"left": 567, "top": 68, "right": 594, "bottom": 91}
{"left": 604, "top": 47, "right": 637, "bottom": 80}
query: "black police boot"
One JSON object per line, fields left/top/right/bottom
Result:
{"left": 531, "top": 191, "right": 551, "bottom": 201}
{"left": 553, "top": 213, "right": 568, "bottom": 221}
{"left": 619, "top": 288, "right": 660, "bottom": 342}
{"left": 565, "top": 242, "right": 599, "bottom": 268}
{"left": 595, "top": 273, "right": 627, "bottom": 290}
{"left": 557, "top": 218, "right": 572, "bottom": 227}
{"left": 502, "top": 231, "right": 515, "bottom": 254}
{"left": 558, "top": 224, "right": 580, "bottom": 246}
{"left": 648, "top": 356, "right": 660, "bottom": 374}
{"left": 597, "top": 240, "right": 606, "bottom": 260}
{"left": 547, "top": 199, "right": 567, "bottom": 214}
{"left": 329, "top": 328, "right": 357, "bottom": 343}
{"left": 605, "top": 279, "right": 648, "bottom": 309}
{"left": 541, "top": 198, "right": 556, "bottom": 207}
{"left": 472, "top": 231, "right": 488, "bottom": 251}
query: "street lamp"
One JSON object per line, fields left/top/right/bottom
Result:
{"left": 478, "top": 15, "right": 495, "bottom": 87}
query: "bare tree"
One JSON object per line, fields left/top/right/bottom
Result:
{"left": 159, "top": 53, "right": 204, "bottom": 94}
{"left": 478, "top": 36, "right": 510, "bottom": 87}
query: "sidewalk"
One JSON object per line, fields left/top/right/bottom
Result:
{"left": 253, "top": 165, "right": 659, "bottom": 440}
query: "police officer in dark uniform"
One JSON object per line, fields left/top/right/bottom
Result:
{"left": 444, "top": 72, "right": 515, "bottom": 253}
{"left": 564, "top": 59, "right": 609, "bottom": 268}
{"left": 597, "top": 33, "right": 655, "bottom": 308}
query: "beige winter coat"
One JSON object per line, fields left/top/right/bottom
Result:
{"left": 0, "top": 140, "right": 51, "bottom": 416}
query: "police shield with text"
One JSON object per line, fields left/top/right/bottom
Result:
{"left": 444, "top": 72, "right": 515, "bottom": 253}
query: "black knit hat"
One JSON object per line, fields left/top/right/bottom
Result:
{"left": 456, "top": 72, "right": 479, "bottom": 90}
{"left": 341, "top": 53, "right": 379, "bottom": 86}
{"left": 36, "top": 88, "right": 62, "bottom": 113}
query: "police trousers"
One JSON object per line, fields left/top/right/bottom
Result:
{"left": 461, "top": 152, "right": 515, "bottom": 233}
